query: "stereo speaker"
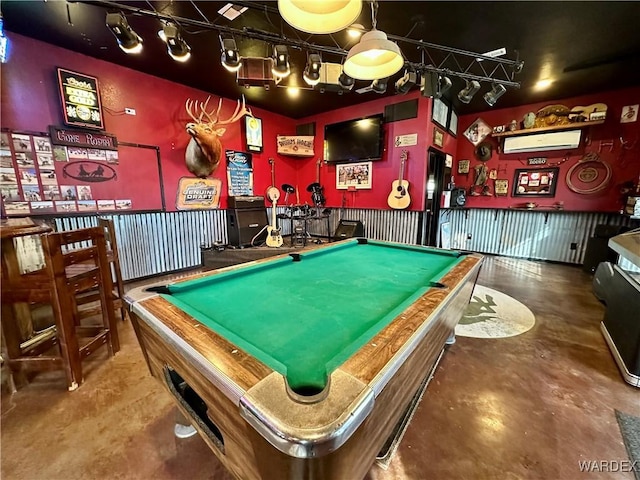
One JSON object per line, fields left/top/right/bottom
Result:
{"left": 296, "top": 122, "right": 316, "bottom": 136}
{"left": 228, "top": 195, "right": 265, "bottom": 209}
{"left": 450, "top": 188, "right": 467, "bottom": 207}
{"left": 333, "top": 220, "right": 364, "bottom": 241}
{"left": 226, "top": 208, "right": 268, "bottom": 247}
{"left": 384, "top": 99, "right": 418, "bottom": 123}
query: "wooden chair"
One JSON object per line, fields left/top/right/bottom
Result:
{"left": 1, "top": 226, "right": 119, "bottom": 390}
{"left": 73, "top": 218, "right": 128, "bottom": 322}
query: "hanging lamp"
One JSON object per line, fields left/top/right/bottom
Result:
{"left": 278, "top": 0, "right": 362, "bottom": 34}
{"left": 343, "top": 1, "right": 403, "bottom": 81}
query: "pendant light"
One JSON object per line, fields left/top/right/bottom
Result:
{"left": 343, "top": 1, "right": 403, "bottom": 81}
{"left": 278, "top": 0, "right": 362, "bottom": 34}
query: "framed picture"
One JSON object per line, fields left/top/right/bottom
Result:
{"left": 336, "top": 161, "right": 372, "bottom": 190}
{"left": 448, "top": 108, "right": 458, "bottom": 137}
{"left": 432, "top": 97, "right": 449, "bottom": 129}
{"left": 463, "top": 118, "right": 491, "bottom": 146}
{"left": 244, "top": 115, "right": 263, "bottom": 152}
{"left": 458, "top": 159, "right": 470, "bottom": 174}
{"left": 513, "top": 167, "right": 559, "bottom": 197}
{"left": 433, "top": 127, "right": 444, "bottom": 148}
{"left": 494, "top": 179, "right": 509, "bottom": 196}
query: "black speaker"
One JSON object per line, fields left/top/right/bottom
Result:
{"left": 296, "top": 122, "right": 316, "bottom": 136}
{"left": 384, "top": 99, "right": 418, "bottom": 123}
{"left": 450, "top": 188, "right": 466, "bottom": 207}
{"left": 333, "top": 220, "right": 364, "bottom": 241}
{"left": 226, "top": 208, "right": 268, "bottom": 247}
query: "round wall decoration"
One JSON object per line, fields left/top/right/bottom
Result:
{"left": 456, "top": 285, "right": 535, "bottom": 339}
{"left": 566, "top": 152, "right": 611, "bottom": 194}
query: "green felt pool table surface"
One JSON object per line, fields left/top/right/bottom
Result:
{"left": 162, "top": 239, "right": 464, "bottom": 392}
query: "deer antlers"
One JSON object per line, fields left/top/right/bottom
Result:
{"left": 185, "top": 95, "right": 251, "bottom": 126}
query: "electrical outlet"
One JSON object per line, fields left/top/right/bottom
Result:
{"left": 124, "top": 108, "right": 136, "bottom": 115}
{"left": 570, "top": 242, "right": 578, "bottom": 250}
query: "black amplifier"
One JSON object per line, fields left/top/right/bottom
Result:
{"left": 228, "top": 195, "right": 265, "bottom": 209}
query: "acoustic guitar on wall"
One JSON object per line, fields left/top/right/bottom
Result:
{"left": 387, "top": 150, "right": 411, "bottom": 209}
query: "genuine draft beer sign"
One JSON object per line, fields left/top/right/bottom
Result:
{"left": 176, "top": 177, "right": 222, "bottom": 210}
{"left": 57, "top": 67, "right": 105, "bottom": 130}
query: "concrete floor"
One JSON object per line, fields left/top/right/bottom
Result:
{"left": 1, "top": 256, "right": 639, "bottom": 479}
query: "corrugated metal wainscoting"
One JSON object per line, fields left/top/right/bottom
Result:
{"left": 52, "top": 208, "right": 636, "bottom": 280}
{"left": 439, "top": 208, "right": 639, "bottom": 265}
{"left": 55, "top": 211, "right": 227, "bottom": 281}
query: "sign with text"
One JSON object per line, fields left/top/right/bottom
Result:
{"left": 57, "top": 68, "right": 104, "bottom": 130}
{"left": 225, "top": 150, "right": 254, "bottom": 196}
{"left": 394, "top": 133, "right": 418, "bottom": 147}
{"left": 276, "top": 135, "right": 315, "bottom": 157}
{"left": 175, "top": 177, "right": 221, "bottom": 210}
{"left": 48, "top": 126, "right": 118, "bottom": 150}
{"left": 527, "top": 157, "right": 547, "bottom": 166}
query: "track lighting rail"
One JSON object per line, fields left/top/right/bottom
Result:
{"left": 72, "top": 0, "right": 522, "bottom": 89}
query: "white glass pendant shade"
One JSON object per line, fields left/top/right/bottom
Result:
{"left": 343, "top": 30, "right": 403, "bottom": 80}
{"left": 278, "top": 0, "right": 362, "bottom": 34}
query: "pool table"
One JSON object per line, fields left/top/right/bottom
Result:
{"left": 126, "top": 238, "right": 483, "bottom": 479}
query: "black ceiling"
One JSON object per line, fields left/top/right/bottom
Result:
{"left": 3, "top": 1, "right": 640, "bottom": 119}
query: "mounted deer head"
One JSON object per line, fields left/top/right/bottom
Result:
{"left": 184, "top": 95, "right": 251, "bottom": 178}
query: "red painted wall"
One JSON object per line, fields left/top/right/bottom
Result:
{"left": 454, "top": 87, "right": 640, "bottom": 212}
{"left": 6, "top": 33, "right": 636, "bottom": 216}
{"left": 1, "top": 33, "right": 297, "bottom": 211}
{"left": 296, "top": 92, "right": 458, "bottom": 211}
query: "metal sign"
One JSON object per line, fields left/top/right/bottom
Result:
{"left": 49, "top": 126, "right": 117, "bottom": 150}
{"left": 276, "top": 135, "right": 315, "bottom": 157}
{"left": 394, "top": 133, "right": 418, "bottom": 147}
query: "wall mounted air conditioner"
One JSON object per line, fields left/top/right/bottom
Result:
{"left": 503, "top": 130, "right": 582, "bottom": 154}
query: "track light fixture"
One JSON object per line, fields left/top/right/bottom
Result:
{"left": 458, "top": 79, "right": 481, "bottom": 104}
{"left": 272, "top": 45, "right": 291, "bottom": 78}
{"left": 371, "top": 78, "right": 387, "bottom": 94}
{"left": 421, "top": 72, "right": 452, "bottom": 99}
{"left": 160, "top": 23, "right": 190, "bottom": 62}
{"left": 394, "top": 68, "right": 419, "bottom": 94}
{"left": 338, "top": 71, "right": 355, "bottom": 91}
{"left": 220, "top": 36, "right": 241, "bottom": 72}
{"left": 483, "top": 83, "right": 507, "bottom": 106}
{"left": 303, "top": 53, "right": 322, "bottom": 86}
{"left": 278, "top": 0, "right": 362, "bottom": 34}
{"left": 106, "top": 12, "right": 142, "bottom": 54}
{"left": 437, "top": 75, "right": 452, "bottom": 98}
{"left": 343, "top": 1, "right": 404, "bottom": 80}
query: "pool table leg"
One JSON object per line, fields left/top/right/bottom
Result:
{"left": 445, "top": 331, "right": 456, "bottom": 345}
{"left": 174, "top": 408, "right": 197, "bottom": 439}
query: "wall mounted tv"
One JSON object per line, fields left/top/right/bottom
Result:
{"left": 324, "top": 114, "right": 385, "bottom": 163}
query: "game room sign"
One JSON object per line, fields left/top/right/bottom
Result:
{"left": 57, "top": 68, "right": 105, "bottom": 130}
{"left": 48, "top": 126, "right": 118, "bottom": 150}
{"left": 276, "top": 135, "right": 315, "bottom": 157}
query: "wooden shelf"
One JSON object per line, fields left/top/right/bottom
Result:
{"left": 491, "top": 120, "right": 605, "bottom": 138}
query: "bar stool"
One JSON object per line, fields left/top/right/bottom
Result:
{"left": 1, "top": 225, "right": 119, "bottom": 390}
{"left": 73, "top": 218, "right": 127, "bottom": 322}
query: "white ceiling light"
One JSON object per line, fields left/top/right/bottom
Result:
{"left": 278, "top": 0, "right": 362, "bottom": 34}
{"left": 343, "top": 1, "right": 403, "bottom": 81}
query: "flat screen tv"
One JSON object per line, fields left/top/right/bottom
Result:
{"left": 324, "top": 114, "right": 384, "bottom": 163}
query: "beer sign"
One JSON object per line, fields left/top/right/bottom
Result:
{"left": 57, "top": 68, "right": 105, "bottom": 130}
